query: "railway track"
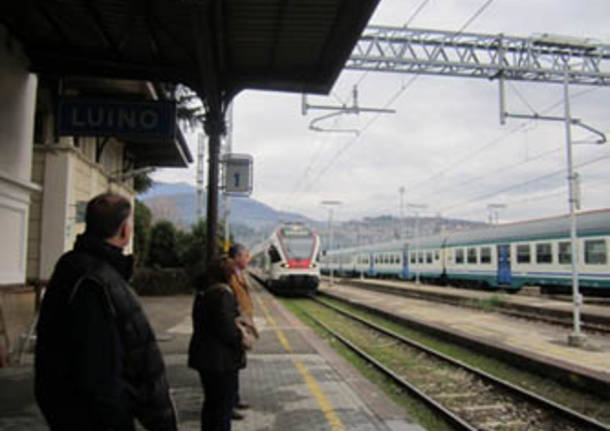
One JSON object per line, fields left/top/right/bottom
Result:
{"left": 330, "top": 278, "right": 610, "bottom": 334}
{"left": 297, "top": 295, "right": 610, "bottom": 431}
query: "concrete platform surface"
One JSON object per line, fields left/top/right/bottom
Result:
{"left": 320, "top": 283, "right": 610, "bottom": 380}
{"left": 0, "top": 285, "right": 423, "bottom": 431}
{"left": 336, "top": 277, "right": 610, "bottom": 321}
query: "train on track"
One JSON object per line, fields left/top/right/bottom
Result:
{"left": 249, "top": 222, "right": 321, "bottom": 295}
{"left": 320, "top": 209, "right": 610, "bottom": 294}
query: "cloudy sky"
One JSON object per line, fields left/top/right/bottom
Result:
{"left": 153, "top": 0, "right": 610, "bottom": 224}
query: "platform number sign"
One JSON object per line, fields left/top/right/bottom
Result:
{"left": 223, "top": 153, "right": 253, "bottom": 196}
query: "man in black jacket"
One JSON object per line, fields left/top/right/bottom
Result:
{"left": 35, "top": 193, "right": 177, "bottom": 431}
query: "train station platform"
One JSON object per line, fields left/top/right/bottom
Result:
{"left": 319, "top": 281, "right": 610, "bottom": 394}
{"left": 0, "top": 283, "right": 422, "bottom": 431}
{"left": 329, "top": 277, "right": 610, "bottom": 327}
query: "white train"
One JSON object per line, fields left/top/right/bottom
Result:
{"left": 320, "top": 209, "right": 610, "bottom": 294}
{"left": 249, "top": 222, "right": 321, "bottom": 295}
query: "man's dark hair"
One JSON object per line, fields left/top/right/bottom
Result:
{"left": 228, "top": 243, "right": 247, "bottom": 259}
{"left": 85, "top": 193, "right": 132, "bottom": 239}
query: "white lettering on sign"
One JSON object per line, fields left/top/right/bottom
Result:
{"left": 140, "top": 110, "right": 159, "bottom": 129}
{"left": 69, "top": 107, "right": 160, "bottom": 130}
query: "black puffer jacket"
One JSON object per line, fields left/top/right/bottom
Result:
{"left": 35, "top": 234, "right": 177, "bottom": 431}
{"left": 188, "top": 284, "right": 243, "bottom": 373}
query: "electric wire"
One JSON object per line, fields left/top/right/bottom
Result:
{"left": 300, "top": 0, "right": 498, "bottom": 198}
{"left": 401, "top": 86, "right": 602, "bottom": 201}
{"left": 437, "top": 151, "right": 610, "bottom": 215}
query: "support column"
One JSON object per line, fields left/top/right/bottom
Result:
{"left": 204, "top": 113, "right": 226, "bottom": 265}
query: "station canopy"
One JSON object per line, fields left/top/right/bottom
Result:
{"left": 1, "top": 0, "right": 381, "bottom": 96}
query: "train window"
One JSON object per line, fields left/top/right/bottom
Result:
{"left": 434, "top": 250, "right": 440, "bottom": 261}
{"left": 536, "top": 243, "right": 552, "bottom": 264}
{"left": 585, "top": 239, "right": 607, "bottom": 265}
{"left": 558, "top": 242, "right": 571, "bottom": 264}
{"left": 268, "top": 246, "right": 282, "bottom": 263}
{"left": 480, "top": 247, "right": 492, "bottom": 264}
{"left": 467, "top": 248, "right": 477, "bottom": 264}
{"left": 410, "top": 252, "right": 416, "bottom": 264}
{"left": 517, "top": 244, "right": 531, "bottom": 264}
{"left": 396, "top": 254, "right": 402, "bottom": 264}
{"left": 426, "top": 252, "right": 433, "bottom": 264}
{"left": 418, "top": 251, "right": 424, "bottom": 263}
{"left": 455, "top": 248, "right": 464, "bottom": 264}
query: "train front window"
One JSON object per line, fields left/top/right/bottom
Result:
{"left": 585, "top": 239, "right": 607, "bottom": 265}
{"left": 268, "top": 246, "right": 282, "bottom": 263}
{"left": 280, "top": 227, "right": 315, "bottom": 259}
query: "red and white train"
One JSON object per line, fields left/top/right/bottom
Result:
{"left": 249, "top": 222, "right": 321, "bottom": 295}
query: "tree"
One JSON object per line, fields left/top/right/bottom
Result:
{"left": 147, "top": 221, "right": 179, "bottom": 267}
{"left": 133, "top": 199, "right": 152, "bottom": 266}
{"left": 133, "top": 173, "right": 153, "bottom": 194}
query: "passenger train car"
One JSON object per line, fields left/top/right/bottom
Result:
{"left": 320, "top": 209, "right": 610, "bottom": 294}
{"left": 249, "top": 222, "right": 321, "bottom": 295}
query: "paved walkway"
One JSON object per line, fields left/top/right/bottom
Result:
{"left": 0, "top": 285, "right": 422, "bottom": 431}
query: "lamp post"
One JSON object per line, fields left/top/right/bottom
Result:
{"left": 399, "top": 186, "right": 406, "bottom": 238}
{"left": 321, "top": 200, "right": 342, "bottom": 285}
{"left": 487, "top": 203, "right": 507, "bottom": 225}
{"left": 406, "top": 203, "right": 428, "bottom": 284}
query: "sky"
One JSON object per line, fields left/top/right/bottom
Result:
{"left": 153, "top": 0, "right": 610, "bottom": 224}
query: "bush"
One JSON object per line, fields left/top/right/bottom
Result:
{"left": 148, "top": 221, "right": 179, "bottom": 267}
{"left": 133, "top": 200, "right": 152, "bottom": 266}
{"left": 131, "top": 267, "right": 193, "bottom": 295}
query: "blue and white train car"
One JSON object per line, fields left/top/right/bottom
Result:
{"left": 406, "top": 234, "right": 445, "bottom": 282}
{"left": 444, "top": 209, "right": 610, "bottom": 292}
{"left": 320, "top": 209, "right": 610, "bottom": 294}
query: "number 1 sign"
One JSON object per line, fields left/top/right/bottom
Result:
{"left": 222, "top": 153, "right": 253, "bottom": 195}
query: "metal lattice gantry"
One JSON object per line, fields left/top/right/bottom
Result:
{"left": 347, "top": 26, "right": 610, "bottom": 86}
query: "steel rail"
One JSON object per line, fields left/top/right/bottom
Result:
{"left": 307, "top": 295, "right": 610, "bottom": 431}
{"left": 299, "top": 307, "right": 478, "bottom": 431}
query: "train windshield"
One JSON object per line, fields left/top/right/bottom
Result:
{"left": 280, "top": 227, "right": 315, "bottom": 259}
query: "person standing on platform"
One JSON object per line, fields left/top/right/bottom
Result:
{"left": 188, "top": 258, "right": 245, "bottom": 431}
{"left": 34, "top": 193, "right": 177, "bottom": 431}
{"left": 227, "top": 243, "right": 258, "bottom": 420}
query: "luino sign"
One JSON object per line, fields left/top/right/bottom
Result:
{"left": 57, "top": 98, "right": 176, "bottom": 140}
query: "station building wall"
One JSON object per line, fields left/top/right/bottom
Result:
{"left": 28, "top": 137, "right": 135, "bottom": 283}
{"left": 0, "top": 24, "right": 39, "bottom": 366}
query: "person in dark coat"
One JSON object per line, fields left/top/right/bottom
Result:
{"left": 188, "top": 258, "right": 244, "bottom": 431}
{"left": 34, "top": 193, "right": 177, "bottom": 431}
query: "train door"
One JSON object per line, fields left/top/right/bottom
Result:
{"left": 369, "top": 253, "right": 375, "bottom": 276}
{"left": 496, "top": 244, "right": 512, "bottom": 285}
{"left": 401, "top": 246, "right": 409, "bottom": 279}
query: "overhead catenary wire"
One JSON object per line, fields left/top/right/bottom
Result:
{"left": 297, "top": 0, "right": 497, "bottom": 199}
{"left": 401, "top": 86, "right": 602, "bottom": 201}
{"left": 437, "top": 151, "right": 610, "bottom": 215}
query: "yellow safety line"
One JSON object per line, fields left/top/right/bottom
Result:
{"left": 255, "top": 295, "right": 345, "bottom": 431}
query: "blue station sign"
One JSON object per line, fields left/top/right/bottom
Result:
{"left": 57, "top": 98, "right": 177, "bottom": 140}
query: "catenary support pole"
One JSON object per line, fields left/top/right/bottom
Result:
{"left": 564, "top": 67, "right": 585, "bottom": 347}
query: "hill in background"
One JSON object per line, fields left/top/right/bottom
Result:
{"left": 140, "top": 182, "right": 486, "bottom": 248}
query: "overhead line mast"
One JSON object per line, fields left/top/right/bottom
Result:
{"left": 346, "top": 26, "right": 610, "bottom": 348}
{"left": 347, "top": 26, "right": 610, "bottom": 86}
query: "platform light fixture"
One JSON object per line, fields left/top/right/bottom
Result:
{"left": 321, "top": 200, "right": 342, "bottom": 285}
